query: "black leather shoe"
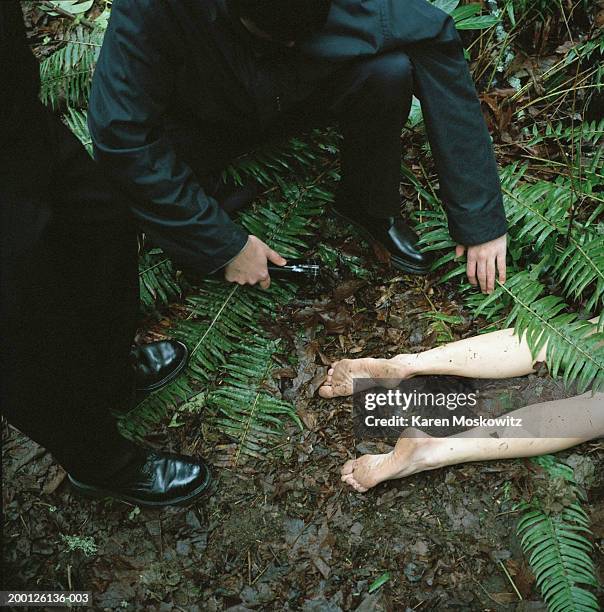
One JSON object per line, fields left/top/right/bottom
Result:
{"left": 331, "top": 206, "right": 433, "bottom": 275}
{"left": 133, "top": 340, "right": 189, "bottom": 394}
{"left": 68, "top": 450, "right": 212, "bottom": 507}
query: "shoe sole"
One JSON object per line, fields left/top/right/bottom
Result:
{"left": 68, "top": 469, "right": 213, "bottom": 508}
{"left": 135, "top": 340, "right": 189, "bottom": 394}
{"left": 329, "top": 206, "right": 432, "bottom": 276}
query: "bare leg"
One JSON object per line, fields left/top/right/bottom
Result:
{"left": 342, "top": 391, "right": 604, "bottom": 492}
{"left": 320, "top": 318, "right": 598, "bottom": 398}
{"left": 333, "top": 316, "right": 602, "bottom": 491}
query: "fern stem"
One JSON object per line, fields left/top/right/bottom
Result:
{"left": 188, "top": 285, "right": 239, "bottom": 357}
{"left": 139, "top": 258, "right": 171, "bottom": 276}
{"left": 233, "top": 357, "right": 273, "bottom": 467}
{"left": 497, "top": 281, "right": 604, "bottom": 371}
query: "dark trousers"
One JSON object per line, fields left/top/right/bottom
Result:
{"left": 1, "top": 106, "right": 139, "bottom": 481}
{"left": 168, "top": 49, "right": 414, "bottom": 219}
{"left": 170, "top": 19, "right": 504, "bottom": 246}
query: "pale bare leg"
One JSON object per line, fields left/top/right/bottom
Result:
{"left": 338, "top": 317, "right": 602, "bottom": 491}
{"left": 342, "top": 391, "right": 604, "bottom": 492}
{"left": 320, "top": 318, "right": 599, "bottom": 398}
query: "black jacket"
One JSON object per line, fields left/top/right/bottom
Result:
{"left": 89, "top": 0, "right": 507, "bottom": 274}
{"left": 90, "top": 0, "right": 257, "bottom": 275}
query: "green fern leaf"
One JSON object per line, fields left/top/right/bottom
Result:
{"left": 517, "top": 457, "right": 599, "bottom": 612}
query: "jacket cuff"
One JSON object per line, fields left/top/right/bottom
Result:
{"left": 447, "top": 205, "right": 508, "bottom": 246}
{"left": 206, "top": 226, "right": 249, "bottom": 275}
{"left": 208, "top": 230, "right": 250, "bottom": 274}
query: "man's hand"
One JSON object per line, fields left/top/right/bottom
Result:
{"left": 455, "top": 234, "right": 507, "bottom": 294}
{"left": 224, "top": 235, "right": 286, "bottom": 289}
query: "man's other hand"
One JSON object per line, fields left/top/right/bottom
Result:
{"left": 455, "top": 234, "right": 507, "bottom": 294}
{"left": 224, "top": 235, "right": 286, "bottom": 289}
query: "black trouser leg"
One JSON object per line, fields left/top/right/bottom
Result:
{"left": 327, "top": 51, "right": 414, "bottom": 218}
{"left": 2, "top": 108, "right": 140, "bottom": 482}
{"left": 252, "top": 51, "right": 415, "bottom": 219}
{"left": 289, "top": 10, "right": 505, "bottom": 244}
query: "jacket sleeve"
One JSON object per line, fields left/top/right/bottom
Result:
{"left": 88, "top": 0, "right": 248, "bottom": 275}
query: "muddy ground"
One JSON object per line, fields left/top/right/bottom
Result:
{"left": 3, "top": 216, "right": 603, "bottom": 611}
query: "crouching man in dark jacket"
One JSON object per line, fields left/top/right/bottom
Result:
{"left": 1, "top": 2, "right": 212, "bottom": 508}
{"left": 89, "top": 0, "right": 507, "bottom": 293}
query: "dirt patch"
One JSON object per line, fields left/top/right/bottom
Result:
{"left": 3, "top": 236, "right": 603, "bottom": 609}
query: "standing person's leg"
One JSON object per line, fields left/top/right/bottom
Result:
{"left": 45, "top": 115, "right": 212, "bottom": 505}
{"left": 3, "top": 218, "right": 141, "bottom": 480}
{"left": 2, "top": 107, "right": 141, "bottom": 481}
{"left": 2, "top": 110, "right": 213, "bottom": 508}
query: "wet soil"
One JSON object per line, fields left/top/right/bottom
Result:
{"left": 3, "top": 220, "right": 603, "bottom": 611}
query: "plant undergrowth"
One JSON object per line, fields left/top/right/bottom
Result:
{"left": 35, "top": 0, "right": 603, "bottom": 607}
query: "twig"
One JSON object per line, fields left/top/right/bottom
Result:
{"left": 498, "top": 560, "right": 523, "bottom": 601}
{"left": 268, "top": 544, "right": 282, "bottom": 565}
{"left": 470, "top": 575, "right": 509, "bottom": 606}
{"left": 251, "top": 563, "right": 270, "bottom": 585}
{"left": 495, "top": 508, "right": 521, "bottom": 518}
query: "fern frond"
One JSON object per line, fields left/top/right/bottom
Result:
{"left": 39, "top": 25, "right": 104, "bottom": 108}
{"left": 517, "top": 456, "right": 600, "bottom": 612}
{"left": 526, "top": 118, "right": 604, "bottom": 150}
{"left": 502, "top": 179, "right": 572, "bottom": 256}
{"left": 63, "top": 107, "right": 92, "bottom": 154}
{"left": 138, "top": 249, "right": 185, "bottom": 313}
{"left": 554, "top": 233, "right": 604, "bottom": 313}
{"left": 518, "top": 504, "right": 599, "bottom": 612}
{"left": 223, "top": 128, "right": 340, "bottom": 188}
{"left": 207, "top": 338, "right": 302, "bottom": 464}
{"left": 476, "top": 272, "right": 604, "bottom": 391}
{"left": 118, "top": 376, "right": 192, "bottom": 439}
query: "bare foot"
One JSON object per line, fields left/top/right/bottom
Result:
{"left": 341, "top": 428, "right": 440, "bottom": 492}
{"left": 318, "top": 356, "right": 415, "bottom": 399}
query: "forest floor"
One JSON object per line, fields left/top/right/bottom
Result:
{"left": 3, "top": 2, "right": 604, "bottom": 609}
{"left": 3, "top": 217, "right": 604, "bottom": 610}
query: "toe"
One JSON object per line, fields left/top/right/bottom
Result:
{"left": 355, "top": 483, "right": 368, "bottom": 493}
{"left": 347, "top": 476, "right": 367, "bottom": 493}
{"left": 318, "top": 384, "right": 334, "bottom": 399}
{"left": 341, "top": 473, "right": 357, "bottom": 488}
{"left": 341, "top": 459, "right": 356, "bottom": 475}
{"left": 332, "top": 383, "right": 351, "bottom": 398}
{"left": 341, "top": 471, "right": 368, "bottom": 493}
